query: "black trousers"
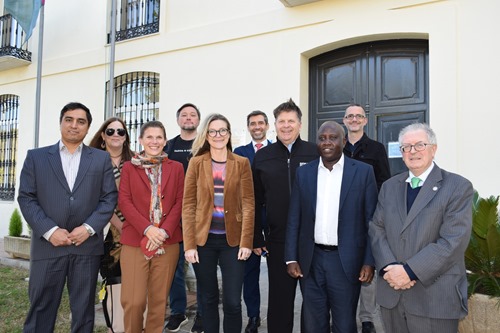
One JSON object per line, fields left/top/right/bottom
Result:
{"left": 266, "top": 241, "right": 299, "bottom": 333}
{"left": 193, "top": 234, "right": 245, "bottom": 333}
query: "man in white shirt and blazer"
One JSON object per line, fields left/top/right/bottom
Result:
{"left": 285, "top": 121, "right": 378, "bottom": 332}
{"left": 18, "top": 102, "right": 117, "bottom": 333}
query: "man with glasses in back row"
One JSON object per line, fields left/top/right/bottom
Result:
{"left": 369, "top": 123, "right": 473, "bottom": 333}
{"left": 342, "top": 104, "right": 391, "bottom": 333}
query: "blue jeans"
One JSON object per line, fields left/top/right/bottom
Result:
{"left": 193, "top": 234, "right": 245, "bottom": 333}
{"left": 169, "top": 242, "right": 203, "bottom": 316}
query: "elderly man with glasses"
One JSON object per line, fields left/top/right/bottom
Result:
{"left": 369, "top": 123, "right": 473, "bottom": 333}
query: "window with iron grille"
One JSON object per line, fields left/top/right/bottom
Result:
{"left": 106, "top": 71, "right": 160, "bottom": 152}
{"left": 0, "top": 94, "right": 18, "bottom": 201}
{"left": 109, "top": 0, "right": 160, "bottom": 43}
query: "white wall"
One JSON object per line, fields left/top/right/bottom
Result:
{"left": 1, "top": 0, "right": 499, "bottom": 236}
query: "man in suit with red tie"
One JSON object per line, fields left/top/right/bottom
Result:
{"left": 233, "top": 110, "right": 271, "bottom": 333}
{"left": 369, "top": 123, "right": 473, "bottom": 333}
{"left": 18, "top": 102, "right": 117, "bottom": 333}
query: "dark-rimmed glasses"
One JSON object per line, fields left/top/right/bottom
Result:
{"left": 207, "top": 128, "right": 229, "bottom": 137}
{"left": 400, "top": 142, "right": 434, "bottom": 153}
{"left": 105, "top": 128, "right": 126, "bottom": 137}
{"left": 344, "top": 114, "right": 366, "bottom": 120}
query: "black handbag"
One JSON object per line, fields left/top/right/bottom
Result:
{"left": 100, "top": 230, "right": 122, "bottom": 279}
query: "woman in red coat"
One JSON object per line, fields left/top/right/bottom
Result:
{"left": 119, "top": 120, "right": 184, "bottom": 333}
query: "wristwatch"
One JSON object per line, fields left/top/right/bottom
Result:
{"left": 83, "top": 224, "right": 95, "bottom": 236}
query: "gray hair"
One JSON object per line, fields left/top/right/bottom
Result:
{"left": 398, "top": 123, "right": 437, "bottom": 145}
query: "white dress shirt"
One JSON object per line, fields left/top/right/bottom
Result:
{"left": 44, "top": 141, "right": 94, "bottom": 240}
{"left": 405, "top": 161, "right": 435, "bottom": 187}
{"left": 314, "top": 154, "right": 344, "bottom": 246}
{"left": 252, "top": 140, "right": 269, "bottom": 152}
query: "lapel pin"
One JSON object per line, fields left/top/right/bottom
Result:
{"left": 433, "top": 186, "right": 438, "bottom": 191}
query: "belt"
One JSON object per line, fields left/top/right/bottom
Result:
{"left": 315, "top": 243, "right": 338, "bottom": 251}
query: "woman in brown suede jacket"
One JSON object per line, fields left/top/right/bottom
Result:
{"left": 182, "top": 113, "right": 254, "bottom": 333}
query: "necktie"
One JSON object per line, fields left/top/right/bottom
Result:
{"left": 410, "top": 177, "right": 421, "bottom": 189}
{"left": 255, "top": 143, "right": 263, "bottom": 151}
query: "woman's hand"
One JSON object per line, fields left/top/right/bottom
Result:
{"left": 185, "top": 249, "right": 199, "bottom": 264}
{"left": 145, "top": 226, "right": 167, "bottom": 247}
{"left": 146, "top": 239, "right": 160, "bottom": 251}
{"left": 238, "top": 247, "right": 252, "bottom": 261}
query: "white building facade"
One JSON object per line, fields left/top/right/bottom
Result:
{"left": 0, "top": 0, "right": 498, "bottom": 236}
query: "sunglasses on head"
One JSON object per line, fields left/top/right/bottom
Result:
{"left": 105, "top": 128, "right": 126, "bottom": 137}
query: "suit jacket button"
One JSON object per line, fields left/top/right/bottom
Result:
{"left": 70, "top": 197, "right": 74, "bottom": 200}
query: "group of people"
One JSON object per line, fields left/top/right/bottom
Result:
{"left": 17, "top": 99, "right": 473, "bottom": 333}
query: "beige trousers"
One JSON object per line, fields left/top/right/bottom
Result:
{"left": 120, "top": 243, "right": 179, "bottom": 333}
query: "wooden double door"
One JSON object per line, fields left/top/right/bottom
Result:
{"left": 309, "top": 39, "right": 429, "bottom": 176}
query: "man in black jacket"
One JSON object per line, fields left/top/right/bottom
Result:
{"left": 163, "top": 103, "right": 204, "bottom": 333}
{"left": 343, "top": 104, "right": 391, "bottom": 333}
{"left": 343, "top": 104, "right": 391, "bottom": 191}
{"left": 253, "top": 98, "right": 319, "bottom": 333}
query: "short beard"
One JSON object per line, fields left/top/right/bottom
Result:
{"left": 181, "top": 125, "right": 196, "bottom": 132}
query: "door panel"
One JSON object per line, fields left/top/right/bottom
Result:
{"left": 377, "top": 111, "right": 426, "bottom": 176}
{"left": 309, "top": 40, "right": 428, "bottom": 176}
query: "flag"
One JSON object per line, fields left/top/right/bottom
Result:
{"left": 4, "top": 0, "right": 44, "bottom": 41}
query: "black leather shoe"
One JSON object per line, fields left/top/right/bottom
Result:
{"left": 361, "top": 321, "right": 376, "bottom": 333}
{"left": 244, "top": 317, "right": 261, "bottom": 333}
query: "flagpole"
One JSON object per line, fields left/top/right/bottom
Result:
{"left": 34, "top": 1, "right": 44, "bottom": 148}
{"left": 107, "top": 0, "right": 117, "bottom": 117}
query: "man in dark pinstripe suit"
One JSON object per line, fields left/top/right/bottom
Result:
{"left": 18, "top": 102, "right": 117, "bottom": 333}
{"left": 369, "top": 123, "right": 473, "bottom": 333}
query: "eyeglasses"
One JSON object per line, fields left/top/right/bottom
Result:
{"left": 105, "top": 128, "right": 126, "bottom": 137}
{"left": 207, "top": 128, "right": 230, "bottom": 137}
{"left": 344, "top": 114, "right": 366, "bottom": 120}
{"left": 400, "top": 142, "right": 434, "bottom": 153}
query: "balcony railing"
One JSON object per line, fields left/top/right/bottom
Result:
{"left": 0, "top": 14, "right": 32, "bottom": 71}
{"left": 108, "top": 0, "right": 160, "bottom": 43}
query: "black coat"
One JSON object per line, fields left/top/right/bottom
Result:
{"left": 252, "top": 136, "right": 318, "bottom": 246}
{"left": 343, "top": 133, "right": 391, "bottom": 191}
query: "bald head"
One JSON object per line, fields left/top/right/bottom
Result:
{"left": 317, "top": 121, "right": 345, "bottom": 170}
{"left": 318, "top": 121, "right": 345, "bottom": 137}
